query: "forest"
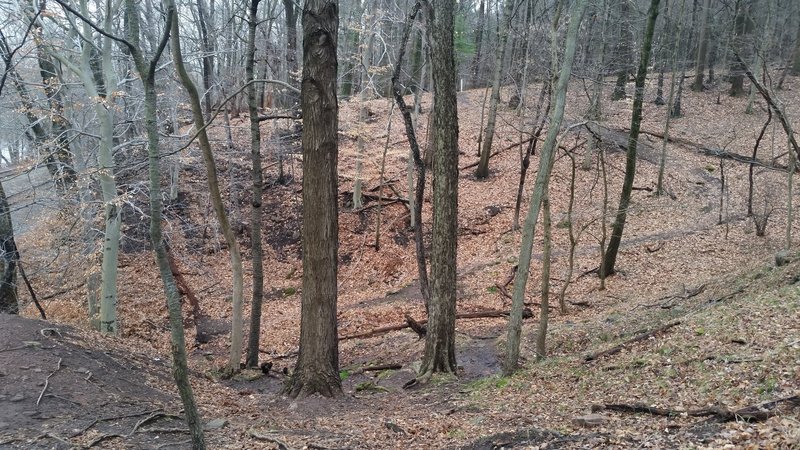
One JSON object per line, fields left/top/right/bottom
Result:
{"left": 0, "top": 0, "right": 799, "bottom": 447}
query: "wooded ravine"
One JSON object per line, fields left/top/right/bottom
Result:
{"left": 0, "top": 0, "right": 799, "bottom": 447}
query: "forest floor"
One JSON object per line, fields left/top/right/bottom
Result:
{"left": 2, "top": 72, "right": 800, "bottom": 449}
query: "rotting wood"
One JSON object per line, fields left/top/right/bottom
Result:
{"left": 584, "top": 321, "right": 681, "bottom": 362}
{"left": 360, "top": 363, "right": 403, "bottom": 373}
{"left": 340, "top": 308, "right": 534, "bottom": 341}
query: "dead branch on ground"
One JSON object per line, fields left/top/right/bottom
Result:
{"left": 36, "top": 357, "right": 62, "bottom": 405}
{"left": 584, "top": 321, "right": 681, "bottom": 362}
{"left": 340, "top": 308, "right": 534, "bottom": 341}
{"left": 592, "top": 395, "right": 799, "bottom": 422}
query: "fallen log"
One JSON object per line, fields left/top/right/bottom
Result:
{"left": 592, "top": 395, "right": 800, "bottom": 422}
{"left": 584, "top": 321, "right": 681, "bottom": 362}
{"left": 340, "top": 308, "right": 533, "bottom": 341}
{"left": 588, "top": 121, "right": 792, "bottom": 172}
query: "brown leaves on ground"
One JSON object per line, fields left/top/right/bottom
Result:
{"left": 9, "top": 72, "right": 800, "bottom": 448}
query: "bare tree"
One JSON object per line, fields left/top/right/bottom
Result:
{"left": 284, "top": 0, "right": 342, "bottom": 398}
{"left": 419, "top": 0, "right": 460, "bottom": 379}
{"left": 601, "top": 0, "right": 661, "bottom": 277}
{"left": 505, "top": 0, "right": 588, "bottom": 375}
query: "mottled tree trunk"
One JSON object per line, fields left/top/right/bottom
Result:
{"left": 420, "top": 0, "right": 459, "bottom": 378}
{"left": 284, "top": 0, "right": 342, "bottom": 398}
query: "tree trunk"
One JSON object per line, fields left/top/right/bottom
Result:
{"left": 245, "top": 0, "right": 264, "bottom": 369}
{"left": 601, "top": 0, "right": 661, "bottom": 277}
{"left": 792, "top": 23, "right": 800, "bottom": 75}
{"left": 691, "top": 0, "right": 710, "bottom": 91}
{"left": 195, "top": 0, "right": 215, "bottom": 117}
{"left": 91, "top": 12, "right": 121, "bottom": 336}
{"left": 611, "top": 0, "right": 633, "bottom": 101}
{"left": 284, "top": 0, "right": 342, "bottom": 398}
{"left": 729, "top": 0, "right": 754, "bottom": 97}
{"left": 471, "top": 0, "right": 486, "bottom": 87}
{"left": 505, "top": 0, "right": 588, "bottom": 375}
{"left": 167, "top": 2, "right": 245, "bottom": 374}
{"left": 393, "top": 2, "right": 431, "bottom": 310}
{"left": 419, "top": 0, "right": 459, "bottom": 378}
{"left": 353, "top": 14, "right": 372, "bottom": 210}
{"left": 0, "top": 180, "right": 18, "bottom": 315}
{"left": 476, "top": 0, "right": 514, "bottom": 180}
{"left": 283, "top": 0, "right": 299, "bottom": 105}
{"left": 657, "top": 0, "right": 686, "bottom": 195}
{"left": 123, "top": 4, "right": 206, "bottom": 446}
{"left": 535, "top": 194, "right": 552, "bottom": 360}
{"left": 23, "top": 4, "right": 76, "bottom": 191}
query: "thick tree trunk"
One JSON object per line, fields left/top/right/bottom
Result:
{"left": 284, "top": 0, "right": 342, "bottom": 398}
{"left": 690, "top": 0, "right": 710, "bottom": 91}
{"left": 601, "top": 0, "right": 661, "bottom": 277}
{"left": 283, "top": 0, "right": 299, "bottom": 105}
{"left": 419, "top": 0, "right": 459, "bottom": 378}
{"left": 168, "top": 2, "right": 245, "bottom": 373}
{"left": 245, "top": 0, "right": 264, "bottom": 369}
{"left": 729, "top": 0, "right": 754, "bottom": 97}
{"left": 471, "top": 0, "right": 485, "bottom": 87}
{"left": 504, "top": 0, "right": 588, "bottom": 374}
{"left": 476, "top": 0, "right": 513, "bottom": 179}
{"left": 611, "top": 0, "right": 633, "bottom": 101}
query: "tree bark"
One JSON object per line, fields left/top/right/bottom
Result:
{"left": 535, "top": 195, "right": 552, "bottom": 359}
{"left": 0, "top": 180, "right": 18, "bottom": 315}
{"left": 21, "top": 3, "right": 76, "bottom": 191}
{"left": 505, "top": 0, "right": 588, "bottom": 375}
{"left": 122, "top": 3, "right": 206, "bottom": 446}
{"left": 690, "top": 0, "right": 710, "bottom": 91}
{"left": 476, "top": 0, "right": 514, "bottom": 179}
{"left": 392, "top": 1, "right": 430, "bottom": 311}
{"left": 167, "top": 0, "right": 245, "bottom": 373}
{"left": 601, "top": 0, "right": 661, "bottom": 277}
{"left": 245, "top": 0, "right": 264, "bottom": 369}
{"left": 284, "top": 0, "right": 342, "bottom": 398}
{"left": 611, "top": 0, "right": 633, "bottom": 101}
{"left": 419, "top": 0, "right": 460, "bottom": 378}
{"left": 729, "top": 0, "right": 754, "bottom": 97}
{"left": 471, "top": 0, "right": 485, "bottom": 87}
{"left": 283, "top": 0, "right": 299, "bottom": 105}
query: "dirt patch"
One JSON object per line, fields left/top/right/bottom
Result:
{"left": 0, "top": 314, "right": 190, "bottom": 449}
